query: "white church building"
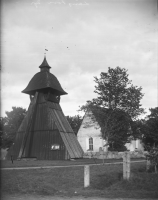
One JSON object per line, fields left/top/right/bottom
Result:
{"left": 77, "top": 112, "right": 144, "bottom": 154}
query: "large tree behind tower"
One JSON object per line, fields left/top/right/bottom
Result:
{"left": 80, "top": 67, "right": 145, "bottom": 150}
{"left": 93, "top": 67, "right": 144, "bottom": 119}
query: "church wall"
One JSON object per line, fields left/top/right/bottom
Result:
{"left": 125, "top": 139, "right": 144, "bottom": 151}
{"left": 78, "top": 112, "right": 144, "bottom": 153}
{"left": 77, "top": 112, "right": 104, "bottom": 152}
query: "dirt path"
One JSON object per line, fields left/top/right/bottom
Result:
{"left": 1, "top": 194, "right": 156, "bottom": 200}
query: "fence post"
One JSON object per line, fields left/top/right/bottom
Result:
{"left": 146, "top": 158, "right": 151, "bottom": 171}
{"left": 84, "top": 165, "right": 90, "bottom": 187}
{"left": 123, "top": 152, "right": 126, "bottom": 179}
{"left": 123, "top": 151, "right": 130, "bottom": 180}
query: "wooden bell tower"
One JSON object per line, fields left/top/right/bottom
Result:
{"left": 7, "top": 56, "right": 83, "bottom": 160}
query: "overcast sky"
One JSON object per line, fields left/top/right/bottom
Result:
{"left": 1, "top": 0, "right": 158, "bottom": 118}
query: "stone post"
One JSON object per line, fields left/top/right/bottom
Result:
{"left": 123, "top": 151, "right": 130, "bottom": 180}
{"left": 84, "top": 165, "right": 90, "bottom": 187}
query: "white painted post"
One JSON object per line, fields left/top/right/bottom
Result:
{"left": 126, "top": 152, "right": 130, "bottom": 180}
{"left": 123, "top": 152, "right": 127, "bottom": 179}
{"left": 84, "top": 165, "right": 90, "bottom": 187}
{"left": 123, "top": 151, "right": 130, "bottom": 180}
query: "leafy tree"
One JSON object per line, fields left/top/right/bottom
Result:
{"left": 130, "top": 119, "right": 145, "bottom": 140}
{"left": 147, "top": 107, "right": 158, "bottom": 119}
{"left": 143, "top": 107, "right": 158, "bottom": 148}
{"left": 1, "top": 107, "right": 27, "bottom": 149}
{"left": 92, "top": 67, "right": 144, "bottom": 119}
{"left": 141, "top": 107, "right": 158, "bottom": 173}
{"left": 81, "top": 103, "right": 131, "bottom": 151}
{"left": 66, "top": 115, "right": 83, "bottom": 135}
{"left": 80, "top": 67, "right": 145, "bottom": 150}
{"left": 146, "top": 146, "right": 158, "bottom": 173}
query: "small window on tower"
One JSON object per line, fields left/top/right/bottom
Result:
{"left": 51, "top": 144, "right": 60, "bottom": 150}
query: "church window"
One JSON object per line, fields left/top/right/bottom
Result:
{"left": 89, "top": 137, "right": 93, "bottom": 151}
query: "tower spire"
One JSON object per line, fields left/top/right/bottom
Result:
{"left": 39, "top": 49, "right": 51, "bottom": 72}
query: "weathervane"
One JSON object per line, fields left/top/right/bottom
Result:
{"left": 44, "top": 48, "right": 48, "bottom": 57}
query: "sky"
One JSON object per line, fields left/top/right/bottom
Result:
{"left": 1, "top": 0, "right": 158, "bottom": 118}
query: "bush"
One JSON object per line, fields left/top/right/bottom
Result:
{"left": 108, "top": 143, "right": 127, "bottom": 152}
{"left": 146, "top": 147, "right": 158, "bottom": 173}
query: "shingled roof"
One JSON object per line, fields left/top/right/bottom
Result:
{"left": 22, "top": 57, "right": 67, "bottom": 95}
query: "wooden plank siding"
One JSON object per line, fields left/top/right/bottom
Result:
{"left": 64, "top": 132, "right": 80, "bottom": 158}
{"left": 68, "top": 133, "right": 83, "bottom": 157}
{"left": 59, "top": 131, "right": 76, "bottom": 158}
{"left": 53, "top": 109, "right": 83, "bottom": 158}
{"left": 6, "top": 92, "right": 83, "bottom": 160}
{"left": 29, "top": 130, "right": 65, "bottom": 160}
{"left": 57, "top": 110, "right": 73, "bottom": 132}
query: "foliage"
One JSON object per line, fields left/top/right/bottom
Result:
{"left": 81, "top": 103, "right": 131, "bottom": 150}
{"left": 130, "top": 119, "right": 145, "bottom": 140}
{"left": 142, "top": 107, "right": 158, "bottom": 148}
{"left": 92, "top": 67, "right": 145, "bottom": 119}
{"left": 80, "top": 67, "right": 145, "bottom": 150}
{"left": 108, "top": 143, "right": 127, "bottom": 152}
{"left": 66, "top": 115, "right": 83, "bottom": 135}
{"left": 147, "top": 107, "right": 158, "bottom": 118}
{"left": 136, "top": 107, "right": 158, "bottom": 173}
{"left": 145, "top": 146, "right": 158, "bottom": 173}
{"left": 1, "top": 107, "right": 27, "bottom": 149}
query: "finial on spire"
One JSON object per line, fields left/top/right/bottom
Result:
{"left": 45, "top": 48, "right": 48, "bottom": 57}
{"left": 39, "top": 50, "right": 51, "bottom": 72}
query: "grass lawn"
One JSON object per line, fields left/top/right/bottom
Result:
{"left": 1, "top": 160, "right": 158, "bottom": 198}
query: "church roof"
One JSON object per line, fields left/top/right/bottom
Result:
{"left": 22, "top": 57, "right": 67, "bottom": 95}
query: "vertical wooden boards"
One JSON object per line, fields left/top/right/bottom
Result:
{"left": 60, "top": 131, "right": 76, "bottom": 158}
{"left": 49, "top": 104, "right": 83, "bottom": 159}
{"left": 7, "top": 92, "right": 83, "bottom": 160}
{"left": 18, "top": 92, "right": 39, "bottom": 159}
{"left": 30, "top": 130, "right": 65, "bottom": 160}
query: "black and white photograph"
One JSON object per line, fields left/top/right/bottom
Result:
{"left": 1, "top": 0, "right": 158, "bottom": 200}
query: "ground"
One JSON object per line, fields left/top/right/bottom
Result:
{"left": 1, "top": 194, "right": 157, "bottom": 200}
{"left": 1, "top": 159, "right": 158, "bottom": 199}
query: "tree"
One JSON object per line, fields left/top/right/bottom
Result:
{"left": 147, "top": 107, "right": 158, "bottom": 119}
{"left": 1, "top": 107, "right": 27, "bottom": 149}
{"left": 92, "top": 67, "right": 144, "bottom": 119}
{"left": 143, "top": 107, "right": 158, "bottom": 148}
{"left": 66, "top": 115, "right": 83, "bottom": 135}
{"left": 140, "top": 107, "right": 158, "bottom": 173}
{"left": 81, "top": 103, "right": 131, "bottom": 151}
{"left": 80, "top": 67, "right": 145, "bottom": 150}
{"left": 130, "top": 119, "right": 145, "bottom": 140}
